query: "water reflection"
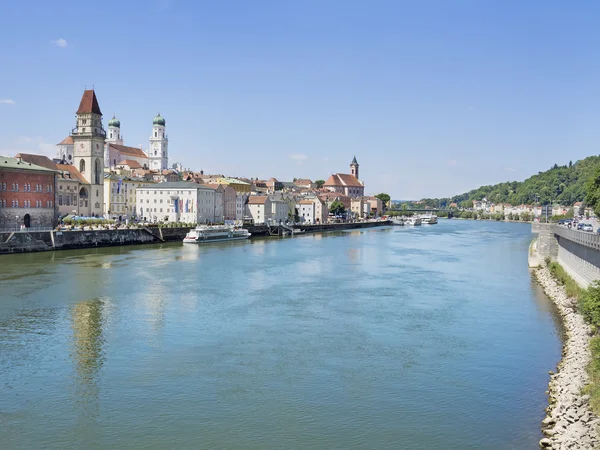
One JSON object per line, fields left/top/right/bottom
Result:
{"left": 70, "top": 298, "right": 106, "bottom": 413}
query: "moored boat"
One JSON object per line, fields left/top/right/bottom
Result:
{"left": 421, "top": 214, "right": 438, "bottom": 224}
{"left": 183, "top": 225, "right": 251, "bottom": 243}
{"left": 391, "top": 217, "right": 405, "bottom": 226}
{"left": 406, "top": 217, "right": 422, "bottom": 226}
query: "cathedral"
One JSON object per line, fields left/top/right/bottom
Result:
{"left": 104, "top": 113, "right": 169, "bottom": 171}
{"left": 57, "top": 102, "right": 170, "bottom": 172}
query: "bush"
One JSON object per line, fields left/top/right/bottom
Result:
{"left": 581, "top": 282, "right": 600, "bottom": 327}
{"left": 547, "top": 260, "right": 585, "bottom": 299}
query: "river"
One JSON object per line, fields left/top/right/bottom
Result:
{"left": 0, "top": 220, "right": 562, "bottom": 449}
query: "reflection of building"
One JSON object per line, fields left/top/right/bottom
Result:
{"left": 71, "top": 298, "right": 105, "bottom": 402}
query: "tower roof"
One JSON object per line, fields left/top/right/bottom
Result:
{"left": 108, "top": 115, "right": 120, "bottom": 128}
{"left": 76, "top": 90, "right": 102, "bottom": 115}
{"left": 351, "top": 155, "right": 358, "bottom": 165}
{"left": 153, "top": 113, "right": 166, "bottom": 126}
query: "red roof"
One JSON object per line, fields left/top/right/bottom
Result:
{"left": 15, "top": 153, "right": 58, "bottom": 170}
{"left": 76, "top": 90, "right": 102, "bottom": 115}
{"left": 109, "top": 144, "right": 148, "bottom": 158}
{"left": 248, "top": 195, "right": 269, "bottom": 205}
{"left": 324, "top": 173, "right": 363, "bottom": 188}
{"left": 56, "top": 163, "right": 88, "bottom": 184}
{"left": 117, "top": 159, "right": 142, "bottom": 169}
{"left": 58, "top": 136, "right": 74, "bottom": 145}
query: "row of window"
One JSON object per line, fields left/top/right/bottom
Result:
{"left": 58, "top": 195, "right": 78, "bottom": 206}
{"left": 0, "top": 183, "right": 52, "bottom": 192}
{"left": 3, "top": 200, "right": 53, "bottom": 208}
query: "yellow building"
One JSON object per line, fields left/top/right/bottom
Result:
{"left": 103, "top": 174, "right": 151, "bottom": 220}
{"left": 216, "top": 177, "right": 251, "bottom": 194}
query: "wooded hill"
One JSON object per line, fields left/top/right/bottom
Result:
{"left": 419, "top": 156, "right": 600, "bottom": 208}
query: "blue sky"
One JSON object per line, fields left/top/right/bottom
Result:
{"left": 1, "top": 0, "right": 600, "bottom": 199}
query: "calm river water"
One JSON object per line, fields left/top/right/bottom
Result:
{"left": 0, "top": 220, "right": 562, "bottom": 449}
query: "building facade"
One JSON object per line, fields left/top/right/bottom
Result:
{"left": 136, "top": 182, "right": 216, "bottom": 224}
{"left": 0, "top": 157, "right": 57, "bottom": 229}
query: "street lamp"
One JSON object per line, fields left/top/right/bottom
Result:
{"left": 15, "top": 215, "right": 18, "bottom": 231}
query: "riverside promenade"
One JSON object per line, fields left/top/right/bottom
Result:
{"left": 0, "top": 220, "right": 392, "bottom": 254}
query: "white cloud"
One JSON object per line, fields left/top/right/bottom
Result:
{"left": 0, "top": 99, "right": 15, "bottom": 105}
{"left": 51, "top": 38, "right": 68, "bottom": 48}
{"left": 289, "top": 153, "right": 308, "bottom": 161}
{"left": 448, "top": 159, "right": 457, "bottom": 166}
{"left": 0, "top": 137, "right": 56, "bottom": 159}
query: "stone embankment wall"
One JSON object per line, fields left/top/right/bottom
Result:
{"left": 533, "top": 268, "right": 599, "bottom": 449}
{"left": 533, "top": 223, "right": 600, "bottom": 288}
{"left": 0, "top": 227, "right": 192, "bottom": 254}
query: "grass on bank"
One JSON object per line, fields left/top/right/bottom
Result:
{"left": 545, "top": 257, "right": 600, "bottom": 413}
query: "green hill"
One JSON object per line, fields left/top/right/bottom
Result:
{"left": 419, "top": 156, "right": 600, "bottom": 208}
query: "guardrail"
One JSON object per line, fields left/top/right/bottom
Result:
{"left": 553, "top": 225, "right": 600, "bottom": 250}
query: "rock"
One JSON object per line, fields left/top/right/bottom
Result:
{"left": 543, "top": 428, "right": 557, "bottom": 437}
{"left": 542, "top": 416, "right": 556, "bottom": 427}
{"left": 539, "top": 437, "right": 552, "bottom": 447}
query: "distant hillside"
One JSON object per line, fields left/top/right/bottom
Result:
{"left": 420, "top": 155, "right": 600, "bottom": 208}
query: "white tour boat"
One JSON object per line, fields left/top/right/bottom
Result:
{"left": 183, "top": 225, "right": 251, "bottom": 243}
{"left": 391, "top": 217, "right": 405, "bottom": 226}
{"left": 406, "top": 216, "right": 422, "bottom": 226}
{"left": 421, "top": 214, "right": 438, "bottom": 224}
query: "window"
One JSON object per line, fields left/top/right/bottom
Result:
{"left": 58, "top": 195, "right": 63, "bottom": 206}
{"left": 15, "top": 200, "right": 18, "bottom": 208}
{"left": 154, "top": 131, "right": 157, "bottom": 137}
{"left": 50, "top": 200, "right": 52, "bottom": 208}
{"left": 80, "top": 159, "right": 85, "bottom": 173}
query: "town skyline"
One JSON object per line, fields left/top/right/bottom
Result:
{"left": 3, "top": 1, "right": 600, "bottom": 199}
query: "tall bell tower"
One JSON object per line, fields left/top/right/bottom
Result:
{"left": 350, "top": 156, "right": 359, "bottom": 179}
{"left": 149, "top": 113, "right": 168, "bottom": 171}
{"left": 72, "top": 89, "right": 106, "bottom": 217}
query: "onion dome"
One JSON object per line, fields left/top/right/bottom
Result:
{"left": 153, "top": 113, "right": 166, "bottom": 126}
{"left": 108, "top": 115, "right": 120, "bottom": 128}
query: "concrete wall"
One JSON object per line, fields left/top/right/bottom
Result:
{"left": 532, "top": 223, "right": 600, "bottom": 287}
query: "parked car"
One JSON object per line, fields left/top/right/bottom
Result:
{"left": 582, "top": 224, "right": 594, "bottom": 232}
{"left": 577, "top": 222, "right": 585, "bottom": 230}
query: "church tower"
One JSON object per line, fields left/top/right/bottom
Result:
{"left": 149, "top": 113, "right": 168, "bottom": 170}
{"left": 72, "top": 89, "right": 105, "bottom": 217}
{"left": 106, "top": 115, "right": 123, "bottom": 145}
{"left": 350, "top": 156, "right": 359, "bottom": 179}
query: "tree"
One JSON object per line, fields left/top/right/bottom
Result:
{"left": 375, "top": 193, "right": 391, "bottom": 204}
{"left": 585, "top": 166, "right": 600, "bottom": 217}
{"left": 375, "top": 193, "right": 391, "bottom": 212}
{"left": 329, "top": 200, "right": 346, "bottom": 216}
{"left": 315, "top": 179, "right": 325, "bottom": 189}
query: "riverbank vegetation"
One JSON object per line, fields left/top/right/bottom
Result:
{"left": 402, "top": 155, "right": 600, "bottom": 209}
{"left": 546, "top": 258, "right": 600, "bottom": 413}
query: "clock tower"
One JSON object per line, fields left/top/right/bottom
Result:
{"left": 72, "top": 89, "right": 106, "bottom": 217}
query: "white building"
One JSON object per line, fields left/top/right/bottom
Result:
{"left": 136, "top": 182, "right": 216, "bottom": 224}
{"left": 246, "top": 196, "right": 271, "bottom": 224}
{"left": 297, "top": 200, "right": 316, "bottom": 224}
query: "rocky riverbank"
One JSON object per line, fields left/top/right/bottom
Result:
{"left": 533, "top": 267, "right": 600, "bottom": 449}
